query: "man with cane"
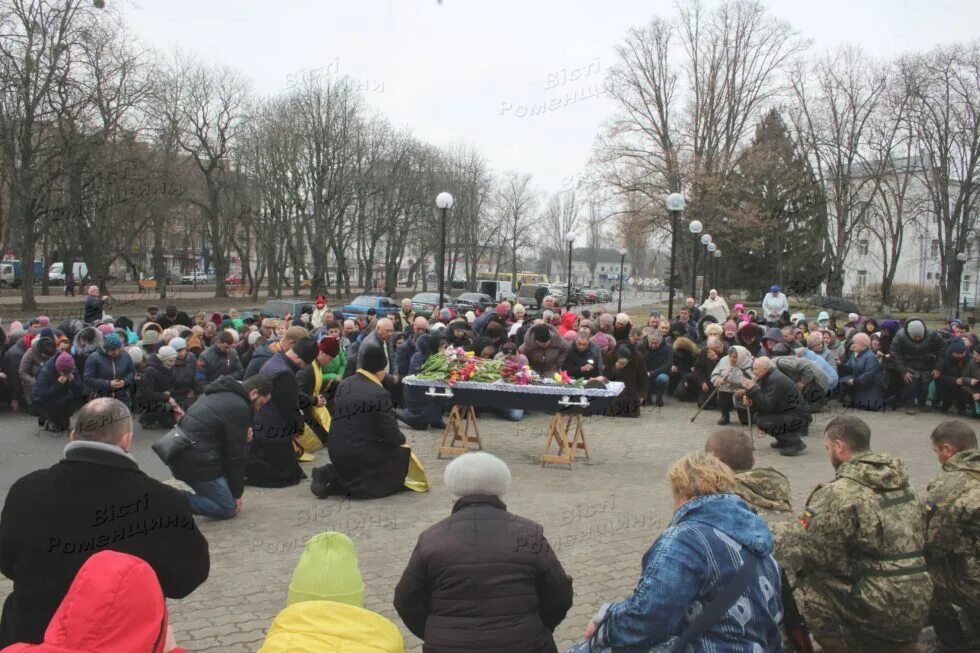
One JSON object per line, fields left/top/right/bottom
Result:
{"left": 739, "top": 357, "right": 809, "bottom": 457}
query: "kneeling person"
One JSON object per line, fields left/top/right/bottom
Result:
{"left": 705, "top": 428, "right": 792, "bottom": 513}
{"left": 311, "top": 345, "right": 412, "bottom": 499}
{"left": 925, "top": 420, "right": 980, "bottom": 652}
{"left": 774, "top": 416, "right": 932, "bottom": 652}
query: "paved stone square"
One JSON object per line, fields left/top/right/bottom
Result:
{"left": 0, "top": 400, "right": 956, "bottom": 652}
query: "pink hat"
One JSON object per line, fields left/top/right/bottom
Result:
{"left": 37, "top": 316, "right": 50, "bottom": 327}
{"left": 97, "top": 324, "right": 114, "bottom": 335}
{"left": 9, "top": 321, "right": 22, "bottom": 333}
{"left": 495, "top": 304, "right": 509, "bottom": 316}
{"left": 734, "top": 303, "right": 745, "bottom": 312}
{"left": 55, "top": 352, "right": 75, "bottom": 374}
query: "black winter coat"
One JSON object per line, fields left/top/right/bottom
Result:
{"left": 562, "top": 341, "right": 604, "bottom": 379}
{"left": 2, "top": 340, "right": 25, "bottom": 402}
{"left": 639, "top": 340, "right": 673, "bottom": 377}
{"left": 83, "top": 296, "right": 103, "bottom": 324}
{"left": 326, "top": 371, "right": 408, "bottom": 499}
{"left": 603, "top": 345, "right": 648, "bottom": 418}
{"left": 0, "top": 444, "right": 209, "bottom": 646}
{"left": 246, "top": 353, "right": 305, "bottom": 488}
{"left": 171, "top": 375, "right": 253, "bottom": 498}
{"left": 243, "top": 343, "right": 274, "bottom": 380}
{"left": 747, "top": 367, "right": 808, "bottom": 417}
{"left": 172, "top": 352, "right": 203, "bottom": 398}
{"left": 890, "top": 319, "right": 946, "bottom": 375}
{"left": 137, "top": 356, "right": 173, "bottom": 413}
{"left": 394, "top": 494, "right": 573, "bottom": 653}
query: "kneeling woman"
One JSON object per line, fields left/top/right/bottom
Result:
{"left": 311, "top": 345, "right": 412, "bottom": 499}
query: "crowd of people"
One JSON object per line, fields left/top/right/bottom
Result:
{"left": 0, "top": 284, "right": 976, "bottom": 651}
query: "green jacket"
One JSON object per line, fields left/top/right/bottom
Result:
{"left": 774, "top": 451, "right": 932, "bottom": 644}
{"left": 321, "top": 347, "right": 347, "bottom": 382}
{"left": 925, "top": 448, "right": 980, "bottom": 614}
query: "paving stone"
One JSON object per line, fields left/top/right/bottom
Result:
{"left": 0, "top": 400, "right": 956, "bottom": 651}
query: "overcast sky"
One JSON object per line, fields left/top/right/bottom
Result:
{"left": 122, "top": 0, "right": 980, "bottom": 199}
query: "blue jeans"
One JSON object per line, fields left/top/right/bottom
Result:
{"left": 647, "top": 373, "right": 669, "bottom": 401}
{"left": 496, "top": 408, "right": 524, "bottom": 421}
{"left": 184, "top": 476, "right": 236, "bottom": 520}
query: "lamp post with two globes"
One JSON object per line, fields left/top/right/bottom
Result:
{"left": 565, "top": 231, "right": 577, "bottom": 311}
{"left": 665, "top": 193, "right": 685, "bottom": 318}
{"left": 435, "top": 192, "right": 454, "bottom": 310}
{"left": 616, "top": 247, "right": 628, "bottom": 314}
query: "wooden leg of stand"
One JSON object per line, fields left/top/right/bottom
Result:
{"left": 541, "top": 412, "right": 574, "bottom": 469}
{"left": 569, "top": 414, "right": 589, "bottom": 461}
{"left": 438, "top": 405, "right": 483, "bottom": 459}
{"left": 466, "top": 406, "right": 483, "bottom": 450}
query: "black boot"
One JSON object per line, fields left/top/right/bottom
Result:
{"left": 717, "top": 413, "right": 730, "bottom": 425}
{"left": 310, "top": 465, "right": 333, "bottom": 499}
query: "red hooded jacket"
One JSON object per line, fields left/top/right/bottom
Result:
{"left": 2, "top": 551, "right": 186, "bottom": 653}
{"left": 558, "top": 311, "right": 578, "bottom": 338}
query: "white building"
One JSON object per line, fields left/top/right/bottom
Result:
{"left": 565, "top": 248, "right": 634, "bottom": 288}
{"left": 841, "top": 158, "right": 980, "bottom": 308}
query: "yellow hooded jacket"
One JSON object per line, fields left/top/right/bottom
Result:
{"left": 258, "top": 601, "right": 404, "bottom": 653}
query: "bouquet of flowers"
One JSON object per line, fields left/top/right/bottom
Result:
{"left": 415, "top": 348, "right": 584, "bottom": 387}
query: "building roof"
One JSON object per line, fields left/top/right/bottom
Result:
{"left": 570, "top": 247, "right": 628, "bottom": 262}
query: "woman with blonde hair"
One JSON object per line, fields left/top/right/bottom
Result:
{"left": 574, "top": 452, "right": 782, "bottom": 652}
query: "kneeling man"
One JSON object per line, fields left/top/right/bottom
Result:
{"left": 311, "top": 345, "right": 413, "bottom": 499}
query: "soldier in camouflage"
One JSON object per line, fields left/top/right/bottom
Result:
{"left": 926, "top": 420, "right": 980, "bottom": 652}
{"left": 773, "top": 415, "right": 932, "bottom": 652}
{"left": 704, "top": 428, "right": 793, "bottom": 513}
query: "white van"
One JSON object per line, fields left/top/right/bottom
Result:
{"left": 48, "top": 262, "right": 88, "bottom": 285}
{"left": 477, "top": 280, "right": 516, "bottom": 303}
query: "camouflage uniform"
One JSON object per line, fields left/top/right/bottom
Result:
{"left": 735, "top": 467, "right": 793, "bottom": 513}
{"left": 925, "top": 448, "right": 980, "bottom": 651}
{"left": 773, "top": 451, "right": 933, "bottom": 651}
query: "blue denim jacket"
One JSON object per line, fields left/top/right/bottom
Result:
{"left": 595, "top": 493, "right": 784, "bottom": 652}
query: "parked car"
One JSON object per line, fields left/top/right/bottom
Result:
{"left": 181, "top": 271, "right": 209, "bottom": 285}
{"left": 48, "top": 262, "right": 89, "bottom": 286}
{"left": 411, "top": 292, "right": 457, "bottom": 315}
{"left": 476, "top": 279, "right": 516, "bottom": 303}
{"left": 594, "top": 288, "right": 613, "bottom": 303}
{"left": 225, "top": 273, "right": 243, "bottom": 285}
{"left": 341, "top": 295, "right": 400, "bottom": 320}
{"left": 549, "top": 284, "right": 581, "bottom": 306}
{"left": 454, "top": 292, "right": 496, "bottom": 313}
{"left": 259, "top": 299, "right": 315, "bottom": 320}
{"left": 516, "top": 283, "right": 547, "bottom": 310}
{"left": 582, "top": 288, "right": 599, "bottom": 303}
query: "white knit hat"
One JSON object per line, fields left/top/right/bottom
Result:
{"left": 127, "top": 346, "right": 144, "bottom": 365}
{"left": 444, "top": 452, "right": 511, "bottom": 498}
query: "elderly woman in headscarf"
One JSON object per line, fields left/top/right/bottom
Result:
{"left": 711, "top": 344, "right": 754, "bottom": 426}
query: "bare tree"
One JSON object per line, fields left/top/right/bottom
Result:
{"left": 540, "top": 190, "right": 580, "bottom": 283}
{"left": 0, "top": 0, "right": 98, "bottom": 310}
{"left": 901, "top": 44, "right": 980, "bottom": 316}
{"left": 170, "top": 57, "right": 250, "bottom": 299}
{"left": 598, "top": 0, "right": 806, "bottom": 239}
{"left": 789, "top": 48, "right": 890, "bottom": 295}
{"left": 494, "top": 171, "right": 539, "bottom": 285}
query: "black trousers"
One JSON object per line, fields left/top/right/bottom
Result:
{"left": 755, "top": 412, "right": 807, "bottom": 446}
{"left": 40, "top": 397, "right": 85, "bottom": 431}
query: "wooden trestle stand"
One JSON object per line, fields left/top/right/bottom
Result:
{"left": 541, "top": 412, "right": 590, "bottom": 469}
{"left": 437, "top": 405, "right": 483, "bottom": 459}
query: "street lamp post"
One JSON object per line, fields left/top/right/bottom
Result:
{"left": 666, "top": 193, "right": 685, "bottom": 319}
{"left": 616, "top": 247, "right": 628, "bottom": 314}
{"left": 700, "top": 235, "right": 712, "bottom": 300}
{"left": 689, "top": 220, "right": 703, "bottom": 300}
{"left": 565, "top": 231, "right": 576, "bottom": 311}
{"left": 435, "top": 192, "right": 454, "bottom": 310}
{"left": 713, "top": 249, "right": 722, "bottom": 293}
{"left": 705, "top": 242, "right": 716, "bottom": 297}
{"left": 956, "top": 251, "right": 968, "bottom": 319}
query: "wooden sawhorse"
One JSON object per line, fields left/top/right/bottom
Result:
{"left": 541, "top": 412, "right": 590, "bottom": 469}
{"left": 437, "top": 405, "right": 483, "bottom": 458}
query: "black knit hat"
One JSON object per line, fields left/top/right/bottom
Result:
{"left": 291, "top": 337, "right": 318, "bottom": 365}
{"left": 532, "top": 324, "right": 552, "bottom": 343}
{"left": 360, "top": 345, "right": 388, "bottom": 373}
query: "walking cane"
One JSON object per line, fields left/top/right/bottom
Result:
{"left": 690, "top": 367, "right": 735, "bottom": 423}
{"left": 690, "top": 386, "right": 721, "bottom": 423}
